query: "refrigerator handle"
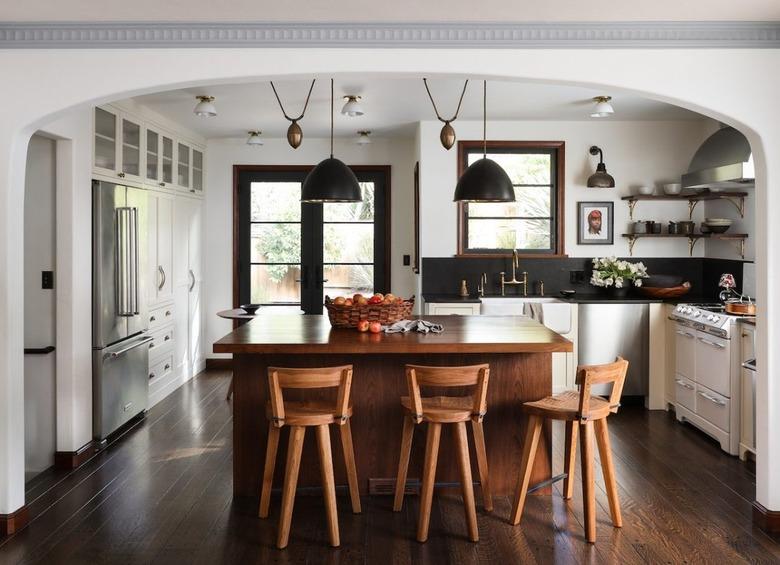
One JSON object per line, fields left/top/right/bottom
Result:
{"left": 115, "top": 208, "right": 130, "bottom": 316}
{"left": 131, "top": 207, "right": 140, "bottom": 315}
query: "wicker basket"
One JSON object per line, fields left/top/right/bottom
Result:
{"left": 637, "top": 282, "right": 691, "bottom": 299}
{"left": 324, "top": 295, "right": 415, "bottom": 328}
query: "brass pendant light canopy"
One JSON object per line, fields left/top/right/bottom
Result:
{"left": 440, "top": 122, "right": 456, "bottom": 150}
{"left": 270, "top": 79, "right": 315, "bottom": 149}
{"left": 586, "top": 145, "right": 615, "bottom": 188}
{"left": 424, "top": 78, "right": 468, "bottom": 150}
{"left": 301, "top": 79, "right": 363, "bottom": 203}
{"left": 453, "top": 81, "right": 515, "bottom": 203}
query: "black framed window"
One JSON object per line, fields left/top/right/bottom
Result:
{"left": 236, "top": 166, "right": 390, "bottom": 314}
{"left": 457, "top": 141, "right": 565, "bottom": 256}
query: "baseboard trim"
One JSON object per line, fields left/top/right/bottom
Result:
{"left": 54, "top": 441, "right": 97, "bottom": 470}
{"left": 206, "top": 358, "right": 233, "bottom": 370}
{"left": 753, "top": 501, "right": 780, "bottom": 533}
{"left": 0, "top": 506, "right": 29, "bottom": 536}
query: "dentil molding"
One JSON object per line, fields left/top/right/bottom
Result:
{"left": 0, "top": 21, "right": 778, "bottom": 49}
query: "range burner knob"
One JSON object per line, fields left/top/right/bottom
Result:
{"left": 706, "top": 315, "right": 714, "bottom": 321}
{"left": 712, "top": 315, "right": 720, "bottom": 323}
{"left": 692, "top": 311, "right": 701, "bottom": 318}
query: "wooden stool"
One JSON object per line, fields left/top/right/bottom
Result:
{"left": 393, "top": 364, "right": 492, "bottom": 543}
{"left": 510, "top": 357, "right": 629, "bottom": 543}
{"left": 258, "top": 365, "right": 361, "bottom": 549}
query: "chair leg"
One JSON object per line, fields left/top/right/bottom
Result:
{"left": 316, "top": 424, "right": 340, "bottom": 548}
{"left": 339, "top": 419, "right": 362, "bottom": 514}
{"left": 277, "top": 425, "right": 305, "bottom": 549}
{"left": 394, "top": 415, "right": 415, "bottom": 512}
{"left": 563, "top": 420, "right": 578, "bottom": 500}
{"left": 580, "top": 421, "right": 596, "bottom": 543}
{"left": 470, "top": 420, "right": 493, "bottom": 512}
{"left": 454, "top": 421, "right": 479, "bottom": 542}
{"left": 595, "top": 418, "right": 622, "bottom": 528}
{"left": 417, "top": 422, "right": 441, "bottom": 543}
{"left": 509, "top": 415, "right": 543, "bottom": 526}
{"left": 259, "top": 424, "right": 280, "bottom": 518}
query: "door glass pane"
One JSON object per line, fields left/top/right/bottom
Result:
{"left": 121, "top": 119, "right": 140, "bottom": 176}
{"left": 250, "top": 265, "right": 301, "bottom": 304}
{"left": 251, "top": 182, "right": 301, "bottom": 221}
{"left": 94, "top": 108, "right": 116, "bottom": 170}
{"left": 467, "top": 219, "right": 551, "bottom": 250}
{"left": 324, "top": 224, "right": 373, "bottom": 263}
{"left": 146, "top": 130, "right": 159, "bottom": 180}
{"left": 323, "top": 182, "right": 375, "bottom": 221}
{"left": 162, "top": 137, "right": 173, "bottom": 183}
{"left": 323, "top": 265, "right": 374, "bottom": 297}
{"left": 178, "top": 143, "right": 190, "bottom": 187}
{"left": 467, "top": 152, "right": 551, "bottom": 185}
{"left": 468, "top": 186, "right": 551, "bottom": 218}
{"left": 251, "top": 224, "right": 301, "bottom": 263}
{"left": 192, "top": 150, "right": 203, "bottom": 191}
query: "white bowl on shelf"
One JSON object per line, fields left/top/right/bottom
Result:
{"left": 636, "top": 186, "right": 654, "bottom": 195}
{"left": 663, "top": 183, "right": 682, "bottom": 195}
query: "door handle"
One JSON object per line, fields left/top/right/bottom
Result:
{"left": 109, "top": 336, "right": 154, "bottom": 359}
{"left": 189, "top": 269, "right": 195, "bottom": 292}
{"left": 158, "top": 265, "right": 166, "bottom": 291}
{"left": 698, "top": 391, "right": 726, "bottom": 406}
{"left": 295, "top": 265, "right": 308, "bottom": 288}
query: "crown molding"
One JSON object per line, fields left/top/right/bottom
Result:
{"left": 0, "top": 21, "right": 778, "bottom": 49}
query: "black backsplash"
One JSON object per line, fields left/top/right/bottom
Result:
{"left": 422, "top": 257, "right": 748, "bottom": 301}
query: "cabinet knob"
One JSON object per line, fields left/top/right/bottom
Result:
{"left": 164, "top": 364, "right": 170, "bottom": 370}
{"left": 164, "top": 335, "right": 170, "bottom": 341}
{"left": 150, "top": 316, "right": 156, "bottom": 322}
{"left": 149, "top": 372, "right": 155, "bottom": 379}
{"left": 118, "top": 172, "right": 126, "bottom": 178}
{"left": 165, "top": 310, "right": 171, "bottom": 317}
{"left": 190, "top": 189, "right": 195, "bottom": 193}
{"left": 159, "top": 182, "right": 165, "bottom": 187}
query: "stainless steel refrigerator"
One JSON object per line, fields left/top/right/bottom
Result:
{"left": 92, "top": 180, "right": 151, "bottom": 441}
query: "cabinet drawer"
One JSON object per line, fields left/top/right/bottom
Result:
{"left": 675, "top": 375, "right": 696, "bottom": 412}
{"left": 148, "top": 304, "right": 174, "bottom": 331}
{"left": 696, "top": 384, "right": 730, "bottom": 432}
{"left": 149, "top": 354, "right": 173, "bottom": 383}
{"left": 147, "top": 326, "right": 173, "bottom": 361}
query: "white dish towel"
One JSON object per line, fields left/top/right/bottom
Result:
{"left": 383, "top": 319, "right": 444, "bottom": 334}
{"left": 522, "top": 302, "right": 545, "bottom": 325}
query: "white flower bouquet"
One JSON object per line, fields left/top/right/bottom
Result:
{"left": 590, "top": 257, "right": 649, "bottom": 289}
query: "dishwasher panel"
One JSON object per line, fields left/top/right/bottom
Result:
{"left": 578, "top": 303, "right": 649, "bottom": 397}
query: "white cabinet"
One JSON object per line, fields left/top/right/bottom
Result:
{"left": 173, "top": 196, "right": 203, "bottom": 380}
{"left": 147, "top": 192, "right": 174, "bottom": 306}
{"left": 174, "top": 141, "right": 206, "bottom": 196}
{"left": 93, "top": 106, "right": 144, "bottom": 184}
{"left": 145, "top": 124, "right": 176, "bottom": 190}
{"left": 739, "top": 325, "right": 756, "bottom": 460}
{"left": 424, "top": 302, "right": 481, "bottom": 315}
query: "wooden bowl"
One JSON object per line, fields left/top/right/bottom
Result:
{"left": 725, "top": 301, "right": 756, "bottom": 315}
{"left": 637, "top": 282, "right": 691, "bottom": 299}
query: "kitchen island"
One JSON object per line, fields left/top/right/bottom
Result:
{"left": 213, "top": 315, "right": 573, "bottom": 498}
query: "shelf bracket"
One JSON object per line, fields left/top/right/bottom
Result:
{"left": 688, "top": 200, "right": 698, "bottom": 220}
{"left": 722, "top": 196, "right": 746, "bottom": 218}
{"left": 628, "top": 200, "right": 638, "bottom": 221}
{"left": 626, "top": 235, "right": 637, "bottom": 256}
{"left": 687, "top": 236, "right": 700, "bottom": 256}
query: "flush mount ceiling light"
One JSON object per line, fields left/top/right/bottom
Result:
{"left": 453, "top": 81, "right": 515, "bottom": 203}
{"left": 587, "top": 145, "right": 616, "bottom": 188}
{"left": 270, "top": 79, "right": 316, "bottom": 149}
{"left": 193, "top": 95, "right": 217, "bottom": 117}
{"left": 246, "top": 130, "right": 263, "bottom": 146}
{"left": 423, "top": 78, "right": 469, "bottom": 150}
{"left": 341, "top": 95, "right": 364, "bottom": 117}
{"left": 590, "top": 96, "right": 614, "bottom": 118}
{"left": 301, "top": 79, "right": 363, "bottom": 203}
{"left": 356, "top": 130, "right": 371, "bottom": 146}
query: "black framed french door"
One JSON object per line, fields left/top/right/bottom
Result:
{"left": 235, "top": 165, "right": 390, "bottom": 314}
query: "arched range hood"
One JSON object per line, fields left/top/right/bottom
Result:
{"left": 681, "top": 126, "right": 754, "bottom": 189}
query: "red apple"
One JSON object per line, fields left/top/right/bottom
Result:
{"left": 356, "top": 320, "right": 370, "bottom": 332}
{"left": 368, "top": 295, "right": 383, "bottom": 305}
{"left": 384, "top": 293, "right": 396, "bottom": 302}
{"left": 369, "top": 321, "right": 382, "bottom": 334}
{"left": 333, "top": 296, "right": 346, "bottom": 305}
{"left": 344, "top": 298, "right": 353, "bottom": 307}
{"left": 373, "top": 293, "right": 384, "bottom": 301}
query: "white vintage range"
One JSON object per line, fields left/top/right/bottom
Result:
{"left": 669, "top": 303, "right": 755, "bottom": 455}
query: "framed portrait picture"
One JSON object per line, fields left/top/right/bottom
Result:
{"left": 577, "top": 201, "right": 614, "bottom": 245}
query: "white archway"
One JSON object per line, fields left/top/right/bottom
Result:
{"left": 1, "top": 48, "right": 777, "bottom": 525}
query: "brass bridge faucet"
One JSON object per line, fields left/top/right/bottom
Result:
{"left": 500, "top": 249, "right": 528, "bottom": 296}
{"left": 477, "top": 272, "right": 488, "bottom": 297}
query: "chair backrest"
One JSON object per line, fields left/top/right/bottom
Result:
{"left": 575, "top": 357, "right": 629, "bottom": 422}
{"left": 405, "top": 364, "right": 490, "bottom": 423}
{"left": 267, "top": 365, "right": 353, "bottom": 427}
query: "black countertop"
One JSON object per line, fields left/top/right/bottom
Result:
{"left": 422, "top": 294, "right": 483, "bottom": 304}
{"left": 423, "top": 292, "right": 711, "bottom": 305}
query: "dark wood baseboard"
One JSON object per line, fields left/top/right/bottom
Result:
{"left": 753, "top": 501, "right": 780, "bottom": 533}
{"left": 0, "top": 505, "right": 29, "bottom": 536}
{"left": 206, "top": 357, "right": 233, "bottom": 370}
{"left": 54, "top": 441, "right": 97, "bottom": 470}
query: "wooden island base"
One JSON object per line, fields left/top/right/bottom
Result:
{"left": 214, "top": 315, "right": 573, "bottom": 499}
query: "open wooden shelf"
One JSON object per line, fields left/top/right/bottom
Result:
{"left": 621, "top": 191, "right": 748, "bottom": 220}
{"left": 621, "top": 233, "right": 748, "bottom": 258}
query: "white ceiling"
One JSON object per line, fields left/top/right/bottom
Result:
{"left": 2, "top": 1, "right": 779, "bottom": 21}
{"left": 132, "top": 77, "right": 706, "bottom": 140}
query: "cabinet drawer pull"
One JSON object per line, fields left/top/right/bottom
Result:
{"left": 698, "top": 337, "right": 725, "bottom": 349}
{"left": 118, "top": 172, "right": 126, "bottom": 178}
{"left": 159, "top": 182, "right": 165, "bottom": 187}
{"left": 149, "top": 342, "right": 155, "bottom": 349}
{"left": 675, "top": 330, "right": 695, "bottom": 338}
{"left": 698, "top": 391, "right": 726, "bottom": 406}
{"left": 165, "top": 310, "right": 171, "bottom": 317}
{"left": 149, "top": 372, "right": 155, "bottom": 379}
{"left": 675, "top": 379, "right": 694, "bottom": 390}
{"left": 164, "top": 364, "right": 170, "bottom": 370}
{"left": 164, "top": 335, "right": 170, "bottom": 341}
{"left": 150, "top": 315, "right": 156, "bottom": 322}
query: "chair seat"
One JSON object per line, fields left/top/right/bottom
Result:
{"left": 265, "top": 401, "right": 353, "bottom": 426}
{"left": 523, "top": 390, "right": 612, "bottom": 421}
{"left": 400, "top": 395, "right": 475, "bottom": 423}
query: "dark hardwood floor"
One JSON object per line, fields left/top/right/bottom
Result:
{"left": 2, "top": 369, "right": 778, "bottom": 564}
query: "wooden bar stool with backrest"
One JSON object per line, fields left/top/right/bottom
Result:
{"left": 393, "top": 364, "right": 492, "bottom": 543}
{"left": 510, "top": 357, "right": 629, "bottom": 543}
{"left": 258, "top": 365, "right": 362, "bottom": 549}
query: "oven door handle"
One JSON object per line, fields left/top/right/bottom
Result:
{"left": 675, "top": 379, "right": 694, "bottom": 391}
{"left": 698, "top": 336, "right": 726, "bottom": 349}
{"left": 698, "top": 390, "right": 726, "bottom": 407}
{"left": 675, "top": 329, "right": 696, "bottom": 339}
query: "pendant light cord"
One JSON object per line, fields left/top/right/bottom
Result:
{"left": 330, "top": 78, "right": 334, "bottom": 158}
{"left": 483, "top": 80, "right": 487, "bottom": 158}
{"left": 270, "top": 79, "right": 316, "bottom": 122}
{"left": 423, "top": 78, "right": 469, "bottom": 123}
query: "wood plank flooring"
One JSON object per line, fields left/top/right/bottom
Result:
{"left": 1, "top": 369, "right": 778, "bottom": 564}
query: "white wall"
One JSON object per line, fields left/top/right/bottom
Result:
{"left": 418, "top": 118, "right": 720, "bottom": 261}
{"left": 203, "top": 136, "right": 417, "bottom": 354}
{"left": 23, "top": 134, "right": 57, "bottom": 478}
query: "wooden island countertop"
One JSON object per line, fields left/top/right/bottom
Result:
{"left": 216, "top": 314, "right": 571, "bottom": 499}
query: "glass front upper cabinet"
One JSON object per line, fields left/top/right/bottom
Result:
{"left": 94, "top": 107, "right": 117, "bottom": 174}
{"left": 146, "top": 128, "right": 160, "bottom": 182}
{"left": 162, "top": 135, "right": 174, "bottom": 185}
{"left": 120, "top": 117, "right": 142, "bottom": 179}
{"left": 177, "top": 142, "right": 190, "bottom": 189}
{"left": 192, "top": 148, "right": 204, "bottom": 194}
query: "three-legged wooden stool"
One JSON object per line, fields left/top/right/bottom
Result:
{"left": 393, "top": 364, "right": 492, "bottom": 543}
{"left": 258, "top": 365, "right": 362, "bottom": 549}
{"left": 510, "top": 357, "right": 629, "bottom": 543}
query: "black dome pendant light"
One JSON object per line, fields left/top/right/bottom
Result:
{"left": 301, "top": 79, "right": 363, "bottom": 203}
{"left": 453, "top": 81, "right": 515, "bottom": 202}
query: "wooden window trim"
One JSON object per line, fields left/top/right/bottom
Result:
{"left": 456, "top": 140, "right": 565, "bottom": 257}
